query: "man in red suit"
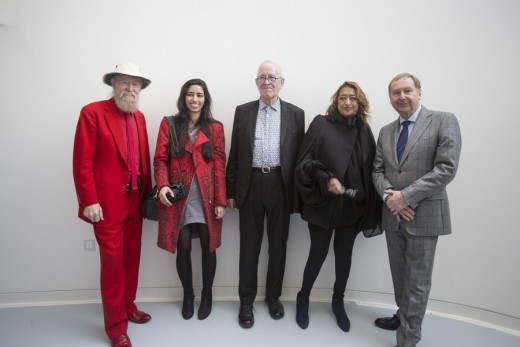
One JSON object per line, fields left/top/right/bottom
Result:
{"left": 73, "top": 62, "right": 153, "bottom": 347}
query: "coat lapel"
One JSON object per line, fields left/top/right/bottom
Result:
{"left": 135, "top": 112, "right": 147, "bottom": 168}
{"left": 249, "top": 101, "right": 260, "bottom": 152}
{"left": 400, "top": 106, "right": 432, "bottom": 164}
{"left": 390, "top": 119, "right": 400, "bottom": 164}
{"left": 104, "top": 101, "right": 128, "bottom": 165}
{"left": 185, "top": 128, "right": 210, "bottom": 153}
{"left": 280, "top": 99, "right": 288, "bottom": 147}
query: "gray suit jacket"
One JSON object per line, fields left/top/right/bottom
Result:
{"left": 372, "top": 106, "right": 462, "bottom": 236}
{"left": 226, "top": 99, "right": 305, "bottom": 213}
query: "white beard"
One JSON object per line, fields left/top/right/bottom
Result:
{"left": 114, "top": 92, "right": 139, "bottom": 113}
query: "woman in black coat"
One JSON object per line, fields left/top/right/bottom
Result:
{"left": 294, "top": 81, "right": 381, "bottom": 331}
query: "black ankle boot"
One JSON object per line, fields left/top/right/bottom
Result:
{"left": 182, "top": 290, "right": 195, "bottom": 320}
{"left": 198, "top": 292, "right": 212, "bottom": 320}
{"left": 331, "top": 294, "right": 350, "bottom": 332}
{"left": 296, "top": 291, "right": 309, "bottom": 329}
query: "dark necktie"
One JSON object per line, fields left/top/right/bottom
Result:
{"left": 396, "top": 121, "right": 411, "bottom": 162}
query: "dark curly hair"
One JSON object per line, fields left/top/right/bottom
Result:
{"left": 326, "top": 81, "right": 371, "bottom": 124}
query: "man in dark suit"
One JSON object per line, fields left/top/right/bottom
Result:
{"left": 372, "top": 73, "right": 462, "bottom": 347}
{"left": 73, "top": 62, "right": 153, "bottom": 347}
{"left": 226, "top": 60, "right": 305, "bottom": 328}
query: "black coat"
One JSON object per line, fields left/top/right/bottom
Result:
{"left": 295, "top": 114, "right": 382, "bottom": 232}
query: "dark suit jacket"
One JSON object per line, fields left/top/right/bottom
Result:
{"left": 226, "top": 99, "right": 305, "bottom": 213}
{"left": 73, "top": 98, "right": 152, "bottom": 223}
{"left": 372, "top": 106, "right": 462, "bottom": 236}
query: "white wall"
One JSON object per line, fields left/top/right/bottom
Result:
{"left": 1, "top": 0, "right": 519, "bottom": 334}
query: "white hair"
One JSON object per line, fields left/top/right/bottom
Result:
{"left": 258, "top": 60, "right": 283, "bottom": 77}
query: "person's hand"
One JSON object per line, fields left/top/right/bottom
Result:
{"left": 158, "top": 186, "right": 173, "bottom": 206}
{"left": 215, "top": 206, "right": 226, "bottom": 219}
{"left": 226, "top": 199, "right": 236, "bottom": 210}
{"left": 396, "top": 206, "right": 415, "bottom": 222}
{"left": 384, "top": 189, "right": 407, "bottom": 213}
{"left": 384, "top": 189, "right": 414, "bottom": 221}
{"left": 327, "top": 177, "right": 345, "bottom": 195}
{"left": 83, "top": 203, "right": 104, "bottom": 223}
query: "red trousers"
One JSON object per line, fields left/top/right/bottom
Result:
{"left": 93, "top": 190, "right": 143, "bottom": 339}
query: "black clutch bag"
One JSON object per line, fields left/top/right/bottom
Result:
{"left": 166, "top": 182, "right": 186, "bottom": 202}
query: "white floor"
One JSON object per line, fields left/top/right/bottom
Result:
{"left": 1, "top": 300, "right": 518, "bottom": 347}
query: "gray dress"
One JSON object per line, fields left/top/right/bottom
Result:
{"left": 180, "top": 125, "right": 206, "bottom": 231}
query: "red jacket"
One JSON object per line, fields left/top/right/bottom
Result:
{"left": 73, "top": 98, "right": 152, "bottom": 223}
{"left": 154, "top": 118, "right": 226, "bottom": 253}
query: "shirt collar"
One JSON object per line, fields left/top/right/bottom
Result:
{"left": 259, "top": 98, "right": 281, "bottom": 112}
{"left": 400, "top": 105, "right": 421, "bottom": 124}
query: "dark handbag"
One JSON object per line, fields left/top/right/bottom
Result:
{"left": 141, "top": 116, "right": 185, "bottom": 221}
{"left": 141, "top": 185, "right": 160, "bottom": 221}
{"left": 166, "top": 182, "right": 186, "bottom": 202}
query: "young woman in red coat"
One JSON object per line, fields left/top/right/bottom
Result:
{"left": 153, "top": 79, "right": 226, "bottom": 320}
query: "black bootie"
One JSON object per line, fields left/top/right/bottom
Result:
{"left": 182, "top": 290, "right": 195, "bottom": 320}
{"left": 198, "top": 291, "right": 212, "bottom": 320}
{"left": 296, "top": 291, "right": 309, "bottom": 329}
{"left": 331, "top": 294, "right": 350, "bottom": 332}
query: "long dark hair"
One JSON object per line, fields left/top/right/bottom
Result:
{"left": 173, "top": 78, "right": 219, "bottom": 161}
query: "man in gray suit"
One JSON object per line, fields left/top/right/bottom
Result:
{"left": 226, "top": 60, "right": 305, "bottom": 328}
{"left": 372, "top": 73, "right": 462, "bottom": 347}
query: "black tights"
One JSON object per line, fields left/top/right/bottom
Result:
{"left": 300, "top": 223, "right": 358, "bottom": 297}
{"left": 176, "top": 223, "right": 216, "bottom": 295}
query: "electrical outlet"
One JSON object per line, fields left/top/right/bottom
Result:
{"left": 84, "top": 240, "right": 96, "bottom": 251}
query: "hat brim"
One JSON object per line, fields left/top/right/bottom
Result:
{"left": 103, "top": 73, "right": 151, "bottom": 89}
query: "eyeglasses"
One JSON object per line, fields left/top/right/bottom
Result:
{"left": 255, "top": 75, "right": 281, "bottom": 83}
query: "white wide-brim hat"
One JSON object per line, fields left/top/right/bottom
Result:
{"left": 103, "top": 62, "right": 151, "bottom": 89}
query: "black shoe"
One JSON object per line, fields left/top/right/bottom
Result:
{"left": 331, "top": 296, "right": 350, "bottom": 332}
{"left": 198, "top": 293, "right": 212, "bottom": 320}
{"left": 265, "top": 297, "right": 285, "bottom": 320}
{"left": 375, "top": 314, "right": 400, "bottom": 330}
{"left": 238, "top": 303, "right": 254, "bottom": 328}
{"left": 182, "top": 291, "right": 195, "bottom": 320}
{"left": 295, "top": 291, "right": 309, "bottom": 329}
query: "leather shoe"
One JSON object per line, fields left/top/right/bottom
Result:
{"left": 238, "top": 303, "right": 254, "bottom": 328}
{"left": 265, "top": 297, "right": 284, "bottom": 319}
{"left": 111, "top": 334, "right": 132, "bottom": 347}
{"left": 128, "top": 310, "right": 151, "bottom": 324}
{"left": 375, "top": 314, "right": 400, "bottom": 330}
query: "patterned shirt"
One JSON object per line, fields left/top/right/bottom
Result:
{"left": 252, "top": 98, "right": 281, "bottom": 167}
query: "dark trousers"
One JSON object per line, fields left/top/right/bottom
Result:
{"left": 238, "top": 171, "right": 290, "bottom": 303}
{"left": 300, "top": 223, "right": 358, "bottom": 297}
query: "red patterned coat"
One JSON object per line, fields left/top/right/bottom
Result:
{"left": 153, "top": 118, "right": 226, "bottom": 253}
